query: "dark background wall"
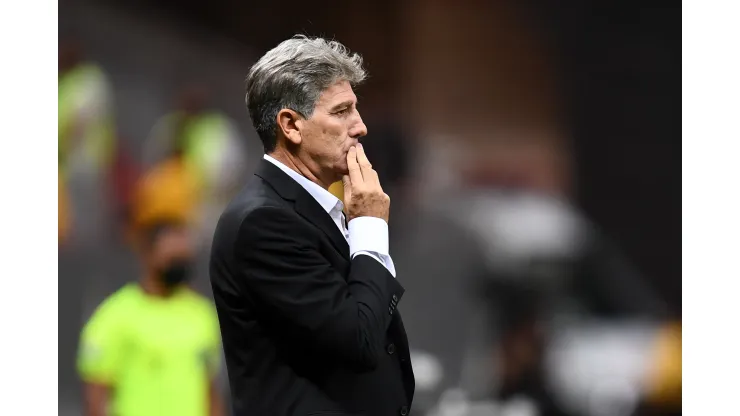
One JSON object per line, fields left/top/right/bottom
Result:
{"left": 60, "top": 0, "right": 680, "bottom": 311}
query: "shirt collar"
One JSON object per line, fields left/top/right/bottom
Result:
{"left": 263, "top": 154, "right": 343, "bottom": 215}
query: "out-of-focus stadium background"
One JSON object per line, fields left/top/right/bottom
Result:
{"left": 58, "top": 0, "right": 681, "bottom": 415}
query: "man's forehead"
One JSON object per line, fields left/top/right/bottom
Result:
{"left": 318, "top": 80, "right": 357, "bottom": 106}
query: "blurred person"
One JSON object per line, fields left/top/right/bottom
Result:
{"left": 142, "top": 83, "right": 247, "bottom": 239}
{"left": 58, "top": 38, "right": 119, "bottom": 403}
{"left": 210, "top": 35, "right": 415, "bottom": 416}
{"left": 59, "top": 38, "right": 117, "bottom": 243}
{"left": 77, "top": 220, "right": 225, "bottom": 416}
{"left": 130, "top": 155, "right": 202, "bottom": 238}
{"left": 58, "top": 38, "right": 116, "bottom": 177}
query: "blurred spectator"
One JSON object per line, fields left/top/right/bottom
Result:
{"left": 77, "top": 220, "right": 224, "bottom": 416}
{"left": 130, "top": 157, "right": 201, "bottom": 239}
{"left": 58, "top": 38, "right": 117, "bottom": 245}
{"left": 58, "top": 38, "right": 116, "bottom": 176}
{"left": 142, "top": 83, "right": 247, "bottom": 238}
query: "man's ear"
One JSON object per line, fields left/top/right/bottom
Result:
{"left": 276, "top": 109, "right": 303, "bottom": 145}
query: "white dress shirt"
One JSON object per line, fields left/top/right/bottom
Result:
{"left": 264, "top": 155, "right": 396, "bottom": 277}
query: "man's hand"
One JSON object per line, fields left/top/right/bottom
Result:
{"left": 343, "top": 144, "right": 390, "bottom": 223}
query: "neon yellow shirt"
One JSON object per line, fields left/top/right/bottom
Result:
{"left": 78, "top": 284, "right": 221, "bottom": 416}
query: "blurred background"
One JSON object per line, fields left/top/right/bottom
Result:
{"left": 58, "top": 0, "right": 681, "bottom": 415}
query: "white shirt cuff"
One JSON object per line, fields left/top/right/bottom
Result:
{"left": 348, "top": 217, "right": 396, "bottom": 278}
{"left": 348, "top": 217, "right": 389, "bottom": 256}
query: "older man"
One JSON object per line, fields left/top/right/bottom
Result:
{"left": 209, "top": 36, "right": 415, "bottom": 416}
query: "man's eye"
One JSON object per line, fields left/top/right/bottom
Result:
{"left": 335, "top": 108, "right": 351, "bottom": 115}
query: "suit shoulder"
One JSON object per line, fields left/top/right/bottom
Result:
{"left": 211, "top": 176, "right": 300, "bottom": 257}
{"left": 215, "top": 178, "right": 280, "bottom": 230}
{"left": 227, "top": 176, "right": 290, "bottom": 216}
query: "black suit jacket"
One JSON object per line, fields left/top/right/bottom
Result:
{"left": 209, "top": 160, "right": 415, "bottom": 416}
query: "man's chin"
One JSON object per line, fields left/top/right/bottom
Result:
{"left": 336, "top": 163, "right": 350, "bottom": 177}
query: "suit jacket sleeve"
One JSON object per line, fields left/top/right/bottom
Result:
{"left": 235, "top": 206, "right": 404, "bottom": 372}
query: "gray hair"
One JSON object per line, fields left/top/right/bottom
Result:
{"left": 245, "top": 35, "right": 368, "bottom": 152}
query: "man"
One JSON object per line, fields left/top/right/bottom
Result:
{"left": 210, "top": 35, "right": 415, "bottom": 416}
{"left": 78, "top": 220, "right": 225, "bottom": 416}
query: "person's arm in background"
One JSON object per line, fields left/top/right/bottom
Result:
{"left": 209, "top": 380, "right": 224, "bottom": 416}
{"left": 205, "top": 304, "right": 225, "bottom": 416}
{"left": 83, "top": 383, "right": 110, "bottom": 416}
{"left": 77, "top": 301, "right": 123, "bottom": 416}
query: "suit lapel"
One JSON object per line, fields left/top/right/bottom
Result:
{"left": 294, "top": 196, "right": 350, "bottom": 259}
{"left": 255, "top": 159, "right": 350, "bottom": 259}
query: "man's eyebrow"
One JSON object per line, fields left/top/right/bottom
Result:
{"left": 329, "top": 100, "right": 355, "bottom": 112}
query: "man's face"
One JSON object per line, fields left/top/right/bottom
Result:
{"left": 298, "top": 80, "right": 368, "bottom": 179}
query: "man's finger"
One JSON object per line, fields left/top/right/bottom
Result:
{"left": 356, "top": 144, "right": 379, "bottom": 186}
{"left": 342, "top": 175, "right": 353, "bottom": 202}
{"left": 346, "top": 146, "right": 364, "bottom": 183}
{"left": 356, "top": 144, "right": 373, "bottom": 169}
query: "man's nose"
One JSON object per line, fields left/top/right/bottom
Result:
{"left": 349, "top": 113, "right": 368, "bottom": 139}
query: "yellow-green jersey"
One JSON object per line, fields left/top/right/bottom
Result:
{"left": 78, "top": 284, "right": 221, "bottom": 416}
